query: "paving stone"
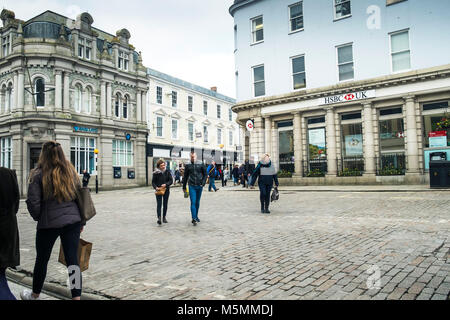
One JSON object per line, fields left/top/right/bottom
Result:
{"left": 387, "top": 287, "right": 407, "bottom": 300}
{"left": 430, "top": 294, "right": 447, "bottom": 300}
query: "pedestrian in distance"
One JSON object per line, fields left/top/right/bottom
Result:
{"left": 183, "top": 152, "right": 207, "bottom": 226}
{"left": 23, "top": 141, "right": 85, "bottom": 300}
{"left": 250, "top": 153, "right": 279, "bottom": 214}
{"left": 0, "top": 167, "right": 21, "bottom": 300}
{"left": 152, "top": 159, "right": 173, "bottom": 225}
{"left": 231, "top": 164, "right": 240, "bottom": 186}
{"left": 207, "top": 161, "right": 220, "bottom": 192}
{"left": 82, "top": 169, "right": 90, "bottom": 188}
{"left": 223, "top": 167, "right": 229, "bottom": 187}
{"left": 239, "top": 164, "right": 246, "bottom": 188}
{"left": 174, "top": 168, "right": 181, "bottom": 186}
{"left": 219, "top": 165, "right": 225, "bottom": 188}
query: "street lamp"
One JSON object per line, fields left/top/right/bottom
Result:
{"left": 94, "top": 148, "right": 99, "bottom": 194}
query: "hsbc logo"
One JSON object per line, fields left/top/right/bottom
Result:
{"left": 321, "top": 90, "right": 376, "bottom": 105}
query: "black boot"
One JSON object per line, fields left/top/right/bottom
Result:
{"left": 157, "top": 217, "right": 162, "bottom": 225}
{"left": 261, "top": 201, "right": 265, "bottom": 213}
{"left": 264, "top": 201, "right": 270, "bottom": 214}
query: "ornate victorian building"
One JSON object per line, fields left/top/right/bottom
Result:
{"left": 0, "top": 10, "right": 149, "bottom": 194}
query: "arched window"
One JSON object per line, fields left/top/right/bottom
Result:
{"left": 75, "top": 85, "right": 82, "bottom": 113}
{"left": 0, "top": 86, "right": 5, "bottom": 113}
{"left": 123, "top": 96, "right": 128, "bottom": 119}
{"left": 35, "top": 78, "right": 45, "bottom": 107}
{"left": 84, "top": 87, "right": 92, "bottom": 114}
{"left": 115, "top": 93, "right": 121, "bottom": 118}
{"left": 6, "top": 84, "right": 12, "bottom": 112}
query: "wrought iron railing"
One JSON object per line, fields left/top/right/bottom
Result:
{"left": 338, "top": 157, "right": 364, "bottom": 176}
{"left": 303, "top": 159, "right": 327, "bottom": 177}
{"left": 376, "top": 153, "right": 406, "bottom": 176}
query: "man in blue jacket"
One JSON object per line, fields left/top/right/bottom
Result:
{"left": 207, "top": 161, "right": 220, "bottom": 192}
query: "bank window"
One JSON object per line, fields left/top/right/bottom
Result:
{"left": 251, "top": 16, "right": 264, "bottom": 44}
{"left": 172, "top": 119, "right": 178, "bottom": 140}
{"left": 217, "top": 128, "right": 222, "bottom": 145}
{"left": 0, "top": 137, "right": 12, "bottom": 169}
{"left": 188, "top": 96, "right": 193, "bottom": 112}
{"left": 203, "top": 101, "right": 208, "bottom": 116}
{"left": 217, "top": 105, "right": 221, "bottom": 119}
{"left": 289, "top": 2, "right": 304, "bottom": 32}
{"left": 253, "top": 65, "right": 265, "bottom": 97}
{"left": 156, "top": 86, "right": 162, "bottom": 104}
{"left": 203, "top": 125, "right": 209, "bottom": 143}
{"left": 71, "top": 137, "right": 96, "bottom": 174}
{"left": 35, "top": 78, "right": 45, "bottom": 107}
{"left": 337, "top": 44, "right": 354, "bottom": 81}
{"left": 334, "top": 0, "right": 351, "bottom": 20}
{"left": 188, "top": 122, "right": 194, "bottom": 142}
{"left": 172, "top": 91, "right": 177, "bottom": 107}
{"left": 422, "top": 101, "right": 450, "bottom": 148}
{"left": 113, "top": 140, "right": 133, "bottom": 167}
{"left": 156, "top": 116, "right": 163, "bottom": 137}
{"left": 390, "top": 30, "right": 411, "bottom": 73}
{"left": 379, "top": 115, "right": 406, "bottom": 174}
{"left": 340, "top": 118, "right": 364, "bottom": 173}
{"left": 292, "top": 55, "right": 306, "bottom": 90}
{"left": 279, "top": 126, "right": 294, "bottom": 172}
{"left": 2, "top": 36, "right": 10, "bottom": 56}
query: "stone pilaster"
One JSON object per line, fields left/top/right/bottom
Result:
{"left": 100, "top": 81, "right": 106, "bottom": 118}
{"left": 271, "top": 120, "right": 279, "bottom": 171}
{"left": 264, "top": 116, "right": 271, "bottom": 154}
{"left": 293, "top": 112, "right": 303, "bottom": 176}
{"left": 55, "top": 70, "right": 63, "bottom": 112}
{"left": 63, "top": 72, "right": 70, "bottom": 113}
{"left": 12, "top": 72, "right": 18, "bottom": 111}
{"left": 106, "top": 82, "right": 112, "bottom": 119}
{"left": 404, "top": 96, "right": 420, "bottom": 173}
{"left": 363, "top": 102, "right": 376, "bottom": 175}
{"left": 136, "top": 90, "right": 142, "bottom": 123}
{"left": 17, "top": 70, "right": 24, "bottom": 111}
{"left": 326, "top": 107, "right": 338, "bottom": 176}
{"left": 141, "top": 91, "right": 147, "bottom": 123}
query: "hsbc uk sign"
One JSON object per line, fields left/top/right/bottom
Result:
{"left": 319, "top": 90, "right": 376, "bottom": 105}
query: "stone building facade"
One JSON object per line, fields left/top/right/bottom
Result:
{"left": 229, "top": 0, "right": 450, "bottom": 185}
{"left": 0, "top": 10, "right": 149, "bottom": 194}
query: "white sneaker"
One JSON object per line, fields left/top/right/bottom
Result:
{"left": 20, "top": 289, "right": 39, "bottom": 300}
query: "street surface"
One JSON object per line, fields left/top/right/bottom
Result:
{"left": 14, "top": 185, "right": 450, "bottom": 300}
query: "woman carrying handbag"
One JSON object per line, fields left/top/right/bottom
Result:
{"left": 23, "top": 141, "right": 85, "bottom": 300}
{"left": 152, "top": 159, "right": 173, "bottom": 225}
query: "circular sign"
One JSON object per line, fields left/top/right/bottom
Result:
{"left": 246, "top": 120, "right": 254, "bottom": 132}
{"left": 94, "top": 149, "right": 99, "bottom": 154}
{"left": 125, "top": 133, "right": 131, "bottom": 141}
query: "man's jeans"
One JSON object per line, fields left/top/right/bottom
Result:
{"left": 0, "top": 268, "right": 16, "bottom": 300}
{"left": 208, "top": 178, "right": 217, "bottom": 191}
{"left": 189, "top": 185, "right": 203, "bottom": 221}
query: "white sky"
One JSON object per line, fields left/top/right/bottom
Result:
{"left": 2, "top": 0, "right": 237, "bottom": 98}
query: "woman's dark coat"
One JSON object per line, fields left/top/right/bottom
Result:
{"left": 152, "top": 169, "right": 174, "bottom": 190}
{"left": 0, "top": 167, "right": 20, "bottom": 268}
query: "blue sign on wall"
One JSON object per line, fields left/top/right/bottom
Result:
{"left": 74, "top": 126, "right": 98, "bottom": 134}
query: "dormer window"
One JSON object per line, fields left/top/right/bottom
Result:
{"left": 118, "top": 51, "right": 129, "bottom": 71}
{"left": 78, "top": 37, "right": 91, "bottom": 60}
{"left": 2, "top": 36, "right": 10, "bottom": 56}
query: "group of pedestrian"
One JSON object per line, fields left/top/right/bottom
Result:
{"left": 0, "top": 141, "right": 87, "bottom": 300}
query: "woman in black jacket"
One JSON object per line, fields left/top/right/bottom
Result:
{"left": 0, "top": 167, "right": 20, "bottom": 300}
{"left": 152, "top": 159, "right": 173, "bottom": 225}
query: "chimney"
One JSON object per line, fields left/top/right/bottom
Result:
{"left": 210, "top": 87, "right": 217, "bottom": 92}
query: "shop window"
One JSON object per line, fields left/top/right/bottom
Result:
{"left": 340, "top": 122, "right": 364, "bottom": 174}
{"left": 306, "top": 127, "right": 327, "bottom": 176}
{"left": 113, "top": 140, "right": 133, "bottom": 167}
{"left": 378, "top": 118, "right": 406, "bottom": 175}
{"left": 71, "top": 137, "right": 96, "bottom": 174}
{"left": 423, "top": 113, "right": 450, "bottom": 148}
{"left": 279, "top": 129, "right": 294, "bottom": 172}
{"left": 0, "top": 137, "right": 12, "bottom": 169}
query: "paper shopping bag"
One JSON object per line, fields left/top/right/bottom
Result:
{"left": 58, "top": 239, "right": 93, "bottom": 272}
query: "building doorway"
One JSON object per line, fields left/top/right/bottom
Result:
{"left": 29, "top": 145, "right": 42, "bottom": 173}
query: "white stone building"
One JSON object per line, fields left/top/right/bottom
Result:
{"left": 0, "top": 10, "right": 149, "bottom": 194}
{"left": 229, "top": 0, "right": 450, "bottom": 184}
{"left": 146, "top": 68, "right": 241, "bottom": 172}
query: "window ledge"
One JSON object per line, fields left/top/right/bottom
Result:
{"left": 289, "top": 28, "right": 304, "bottom": 35}
{"left": 250, "top": 40, "right": 264, "bottom": 47}
{"left": 333, "top": 14, "right": 352, "bottom": 22}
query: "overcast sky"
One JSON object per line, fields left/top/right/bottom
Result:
{"left": 3, "top": 0, "right": 237, "bottom": 98}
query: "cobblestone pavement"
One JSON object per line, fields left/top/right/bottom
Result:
{"left": 15, "top": 186, "right": 450, "bottom": 300}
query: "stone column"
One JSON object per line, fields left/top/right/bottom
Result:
{"left": 17, "top": 70, "right": 24, "bottom": 111}
{"left": 12, "top": 72, "right": 18, "bottom": 111}
{"left": 100, "top": 81, "right": 106, "bottom": 118}
{"left": 0, "top": 91, "right": 4, "bottom": 114}
{"left": 55, "top": 70, "right": 63, "bottom": 112}
{"left": 141, "top": 91, "right": 147, "bottom": 123}
{"left": 271, "top": 120, "right": 279, "bottom": 171}
{"left": 136, "top": 90, "right": 142, "bottom": 123}
{"left": 264, "top": 116, "right": 271, "bottom": 154}
{"left": 363, "top": 102, "right": 376, "bottom": 175}
{"left": 293, "top": 112, "right": 303, "bottom": 176}
{"left": 404, "top": 96, "right": 420, "bottom": 173}
{"left": 326, "top": 107, "right": 338, "bottom": 176}
{"left": 63, "top": 72, "right": 70, "bottom": 113}
{"left": 106, "top": 82, "right": 112, "bottom": 119}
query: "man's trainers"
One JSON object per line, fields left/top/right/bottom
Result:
{"left": 163, "top": 218, "right": 168, "bottom": 223}
{"left": 20, "top": 289, "right": 39, "bottom": 300}
{"left": 195, "top": 218, "right": 200, "bottom": 223}
{"left": 215, "top": 188, "right": 219, "bottom": 192}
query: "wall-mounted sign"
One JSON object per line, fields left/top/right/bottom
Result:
{"left": 429, "top": 131, "right": 447, "bottom": 148}
{"left": 113, "top": 167, "right": 122, "bottom": 179}
{"left": 125, "top": 133, "right": 131, "bottom": 141}
{"left": 196, "top": 132, "right": 202, "bottom": 138}
{"left": 319, "top": 90, "right": 376, "bottom": 106}
{"left": 73, "top": 126, "right": 98, "bottom": 134}
{"left": 153, "top": 148, "right": 171, "bottom": 158}
{"left": 246, "top": 120, "right": 254, "bottom": 132}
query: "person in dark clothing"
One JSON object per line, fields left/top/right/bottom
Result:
{"left": 206, "top": 161, "right": 220, "bottom": 192}
{"left": 23, "top": 141, "right": 84, "bottom": 300}
{"left": 231, "top": 165, "right": 240, "bottom": 186}
{"left": 250, "top": 154, "right": 279, "bottom": 214}
{"left": 239, "top": 164, "right": 246, "bottom": 187}
{"left": 174, "top": 168, "right": 181, "bottom": 185}
{"left": 152, "top": 159, "right": 173, "bottom": 225}
{"left": 0, "top": 167, "right": 21, "bottom": 300}
{"left": 183, "top": 152, "right": 207, "bottom": 226}
{"left": 82, "top": 170, "right": 91, "bottom": 188}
